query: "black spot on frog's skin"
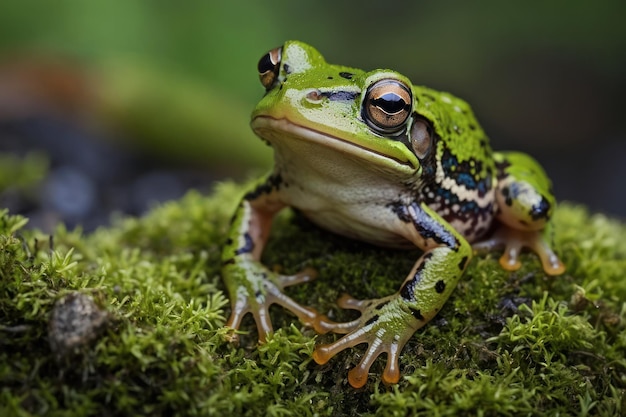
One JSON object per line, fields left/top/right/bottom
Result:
{"left": 495, "top": 159, "right": 511, "bottom": 180}
{"left": 339, "top": 71, "right": 353, "bottom": 79}
{"left": 388, "top": 201, "right": 459, "bottom": 248}
{"left": 327, "top": 76, "right": 333, "bottom": 80}
{"left": 365, "top": 315, "right": 380, "bottom": 327}
{"left": 412, "top": 205, "right": 458, "bottom": 248}
{"left": 222, "top": 257, "right": 235, "bottom": 266}
{"left": 375, "top": 301, "right": 389, "bottom": 310}
{"left": 421, "top": 252, "right": 434, "bottom": 263}
{"left": 244, "top": 173, "right": 283, "bottom": 201}
{"left": 530, "top": 197, "right": 551, "bottom": 221}
{"left": 440, "top": 147, "right": 491, "bottom": 194}
{"left": 320, "top": 91, "right": 358, "bottom": 101}
{"left": 458, "top": 256, "right": 469, "bottom": 271}
{"left": 400, "top": 255, "right": 430, "bottom": 301}
{"left": 409, "top": 307, "right": 424, "bottom": 321}
{"left": 401, "top": 277, "right": 417, "bottom": 301}
{"left": 435, "top": 280, "right": 446, "bottom": 294}
{"left": 284, "top": 63, "right": 292, "bottom": 74}
{"left": 234, "top": 232, "right": 255, "bottom": 256}
{"left": 501, "top": 186, "right": 513, "bottom": 206}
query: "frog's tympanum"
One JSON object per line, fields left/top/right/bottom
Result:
{"left": 221, "top": 41, "right": 565, "bottom": 388}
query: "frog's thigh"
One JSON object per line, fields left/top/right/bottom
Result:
{"left": 494, "top": 151, "right": 555, "bottom": 231}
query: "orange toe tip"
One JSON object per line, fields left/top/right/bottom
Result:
{"left": 382, "top": 370, "right": 400, "bottom": 385}
{"left": 312, "top": 346, "right": 331, "bottom": 365}
{"left": 301, "top": 267, "right": 318, "bottom": 280}
{"left": 545, "top": 263, "right": 566, "bottom": 276}
{"left": 499, "top": 256, "right": 521, "bottom": 271}
{"left": 336, "top": 293, "right": 362, "bottom": 309}
{"left": 348, "top": 368, "right": 368, "bottom": 389}
{"left": 543, "top": 256, "right": 566, "bottom": 276}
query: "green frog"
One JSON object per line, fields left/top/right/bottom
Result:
{"left": 221, "top": 40, "right": 565, "bottom": 388}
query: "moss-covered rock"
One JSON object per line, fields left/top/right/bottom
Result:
{"left": 1, "top": 183, "right": 624, "bottom": 416}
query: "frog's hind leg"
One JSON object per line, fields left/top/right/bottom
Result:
{"left": 473, "top": 151, "right": 565, "bottom": 276}
{"left": 312, "top": 202, "right": 473, "bottom": 388}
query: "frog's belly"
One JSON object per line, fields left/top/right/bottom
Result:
{"left": 298, "top": 205, "right": 415, "bottom": 250}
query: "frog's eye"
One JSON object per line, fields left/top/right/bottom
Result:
{"left": 258, "top": 47, "right": 282, "bottom": 90}
{"left": 363, "top": 79, "right": 412, "bottom": 134}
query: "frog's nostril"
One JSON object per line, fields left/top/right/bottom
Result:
{"left": 306, "top": 89, "right": 323, "bottom": 102}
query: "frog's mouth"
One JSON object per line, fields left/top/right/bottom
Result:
{"left": 251, "top": 116, "right": 419, "bottom": 174}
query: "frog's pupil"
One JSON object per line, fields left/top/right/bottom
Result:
{"left": 258, "top": 53, "right": 275, "bottom": 74}
{"left": 374, "top": 93, "right": 407, "bottom": 114}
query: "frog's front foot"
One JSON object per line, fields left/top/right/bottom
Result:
{"left": 223, "top": 262, "right": 318, "bottom": 343}
{"left": 473, "top": 227, "right": 565, "bottom": 276}
{"left": 312, "top": 294, "right": 420, "bottom": 388}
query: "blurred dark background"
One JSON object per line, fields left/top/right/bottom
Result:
{"left": 0, "top": 1, "right": 624, "bottom": 232}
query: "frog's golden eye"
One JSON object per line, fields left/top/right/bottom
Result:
{"left": 258, "top": 47, "right": 282, "bottom": 90}
{"left": 363, "top": 79, "right": 412, "bottom": 134}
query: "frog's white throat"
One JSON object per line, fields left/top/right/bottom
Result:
{"left": 251, "top": 115, "right": 420, "bottom": 248}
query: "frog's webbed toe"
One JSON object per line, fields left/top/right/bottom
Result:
{"left": 265, "top": 267, "right": 321, "bottom": 328}
{"left": 224, "top": 266, "right": 319, "bottom": 343}
{"left": 313, "top": 324, "right": 404, "bottom": 388}
{"left": 312, "top": 294, "right": 375, "bottom": 334}
{"left": 473, "top": 227, "right": 565, "bottom": 276}
{"left": 312, "top": 295, "right": 416, "bottom": 388}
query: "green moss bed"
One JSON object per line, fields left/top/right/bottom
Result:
{"left": 1, "top": 182, "right": 625, "bottom": 416}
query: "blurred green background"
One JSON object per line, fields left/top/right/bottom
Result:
{"left": 0, "top": 0, "right": 624, "bottom": 227}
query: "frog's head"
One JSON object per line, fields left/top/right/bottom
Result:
{"left": 251, "top": 41, "right": 433, "bottom": 181}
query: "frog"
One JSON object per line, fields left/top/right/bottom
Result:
{"left": 221, "top": 40, "right": 565, "bottom": 389}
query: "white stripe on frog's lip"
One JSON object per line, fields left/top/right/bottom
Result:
{"left": 251, "top": 115, "right": 418, "bottom": 172}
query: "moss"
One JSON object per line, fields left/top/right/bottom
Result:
{"left": 1, "top": 183, "right": 625, "bottom": 416}
{"left": 0, "top": 152, "right": 48, "bottom": 193}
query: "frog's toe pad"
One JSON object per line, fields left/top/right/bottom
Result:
{"left": 313, "top": 326, "right": 403, "bottom": 388}
{"left": 473, "top": 228, "right": 565, "bottom": 276}
{"left": 224, "top": 266, "right": 320, "bottom": 343}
